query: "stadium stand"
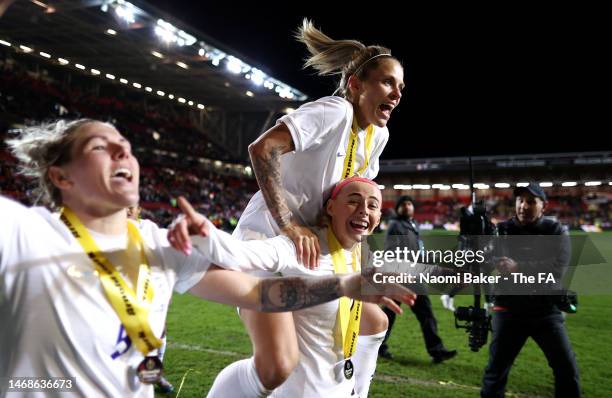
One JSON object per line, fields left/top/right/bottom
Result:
{"left": 0, "top": 51, "right": 257, "bottom": 228}
{"left": 0, "top": 1, "right": 609, "bottom": 232}
{"left": 0, "top": 0, "right": 308, "bottom": 229}
{"left": 376, "top": 155, "right": 611, "bottom": 231}
{"left": 376, "top": 193, "right": 611, "bottom": 231}
{"left": 2, "top": 51, "right": 610, "bottom": 231}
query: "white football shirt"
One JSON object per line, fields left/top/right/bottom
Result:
{"left": 235, "top": 96, "right": 389, "bottom": 240}
{"left": 0, "top": 196, "right": 210, "bottom": 397}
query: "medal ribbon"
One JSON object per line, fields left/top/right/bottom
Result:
{"left": 333, "top": 117, "right": 372, "bottom": 358}
{"left": 341, "top": 117, "right": 375, "bottom": 179}
{"left": 60, "top": 207, "right": 162, "bottom": 355}
{"left": 327, "top": 227, "right": 362, "bottom": 360}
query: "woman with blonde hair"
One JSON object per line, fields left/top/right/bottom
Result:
{"left": 0, "top": 119, "right": 412, "bottom": 397}
{"left": 223, "top": 19, "right": 405, "bottom": 396}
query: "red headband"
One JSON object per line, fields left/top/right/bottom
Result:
{"left": 330, "top": 176, "right": 379, "bottom": 200}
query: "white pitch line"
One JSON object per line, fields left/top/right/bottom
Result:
{"left": 168, "top": 341, "right": 243, "bottom": 358}
{"left": 168, "top": 341, "right": 546, "bottom": 397}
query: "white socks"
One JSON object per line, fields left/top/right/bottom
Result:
{"left": 440, "top": 294, "right": 455, "bottom": 311}
{"left": 352, "top": 330, "right": 387, "bottom": 398}
{"left": 207, "top": 357, "right": 273, "bottom": 398}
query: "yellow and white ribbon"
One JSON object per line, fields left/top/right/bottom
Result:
{"left": 327, "top": 227, "right": 362, "bottom": 360}
{"left": 341, "top": 117, "right": 375, "bottom": 179}
{"left": 60, "top": 207, "right": 161, "bottom": 355}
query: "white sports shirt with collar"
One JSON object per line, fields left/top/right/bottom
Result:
{"left": 0, "top": 196, "right": 211, "bottom": 397}
{"left": 234, "top": 96, "right": 389, "bottom": 241}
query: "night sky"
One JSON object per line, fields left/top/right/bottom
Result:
{"left": 147, "top": 3, "right": 608, "bottom": 160}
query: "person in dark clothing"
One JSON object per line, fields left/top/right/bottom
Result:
{"left": 378, "top": 195, "right": 457, "bottom": 363}
{"left": 481, "top": 183, "right": 580, "bottom": 398}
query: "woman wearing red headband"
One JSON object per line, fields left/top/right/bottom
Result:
{"left": 169, "top": 177, "right": 416, "bottom": 397}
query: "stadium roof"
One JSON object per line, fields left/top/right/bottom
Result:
{"left": 0, "top": 0, "right": 307, "bottom": 112}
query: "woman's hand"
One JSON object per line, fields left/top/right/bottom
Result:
{"left": 339, "top": 269, "right": 417, "bottom": 314}
{"left": 282, "top": 223, "right": 321, "bottom": 270}
{"left": 167, "top": 196, "right": 210, "bottom": 256}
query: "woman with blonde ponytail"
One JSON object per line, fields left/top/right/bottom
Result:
{"left": 217, "top": 19, "right": 405, "bottom": 397}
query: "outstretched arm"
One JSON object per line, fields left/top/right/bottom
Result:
{"left": 168, "top": 197, "right": 296, "bottom": 273}
{"left": 188, "top": 265, "right": 415, "bottom": 314}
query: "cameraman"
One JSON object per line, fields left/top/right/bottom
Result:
{"left": 379, "top": 196, "right": 457, "bottom": 363}
{"left": 481, "top": 184, "right": 580, "bottom": 397}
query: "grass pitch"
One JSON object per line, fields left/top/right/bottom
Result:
{"left": 158, "top": 232, "right": 612, "bottom": 397}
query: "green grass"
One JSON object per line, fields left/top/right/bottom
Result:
{"left": 157, "top": 232, "right": 612, "bottom": 397}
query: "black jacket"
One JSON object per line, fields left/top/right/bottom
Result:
{"left": 384, "top": 216, "right": 421, "bottom": 252}
{"left": 384, "top": 216, "right": 430, "bottom": 293}
{"left": 494, "top": 216, "right": 571, "bottom": 312}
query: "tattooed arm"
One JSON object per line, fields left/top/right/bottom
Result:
{"left": 248, "top": 123, "right": 295, "bottom": 230}
{"left": 259, "top": 276, "right": 342, "bottom": 312}
{"left": 189, "top": 265, "right": 416, "bottom": 313}
{"left": 248, "top": 123, "right": 321, "bottom": 269}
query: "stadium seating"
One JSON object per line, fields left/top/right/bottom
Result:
{"left": 0, "top": 53, "right": 257, "bottom": 229}
{"left": 1, "top": 52, "right": 609, "bottom": 231}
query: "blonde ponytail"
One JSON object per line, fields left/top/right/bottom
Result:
{"left": 295, "top": 19, "right": 395, "bottom": 97}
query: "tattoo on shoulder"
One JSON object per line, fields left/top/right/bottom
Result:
{"left": 260, "top": 276, "right": 341, "bottom": 312}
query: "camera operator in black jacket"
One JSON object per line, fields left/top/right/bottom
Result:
{"left": 481, "top": 184, "right": 580, "bottom": 397}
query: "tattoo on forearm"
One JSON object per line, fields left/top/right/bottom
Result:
{"left": 260, "top": 276, "right": 342, "bottom": 312}
{"left": 252, "top": 145, "right": 292, "bottom": 229}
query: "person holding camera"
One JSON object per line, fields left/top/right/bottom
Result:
{"left": 481, "top": 183, "right": 580, "bottom": 397}
{"left": 378, "top": 195, "right": 457, "bottom": 363}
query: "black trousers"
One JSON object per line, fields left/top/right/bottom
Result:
{"left": 381, "top": 294, "right": 444, "bottom": 356}
{"left": 481, "top": 310, "right": 580, "bottom": 398}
